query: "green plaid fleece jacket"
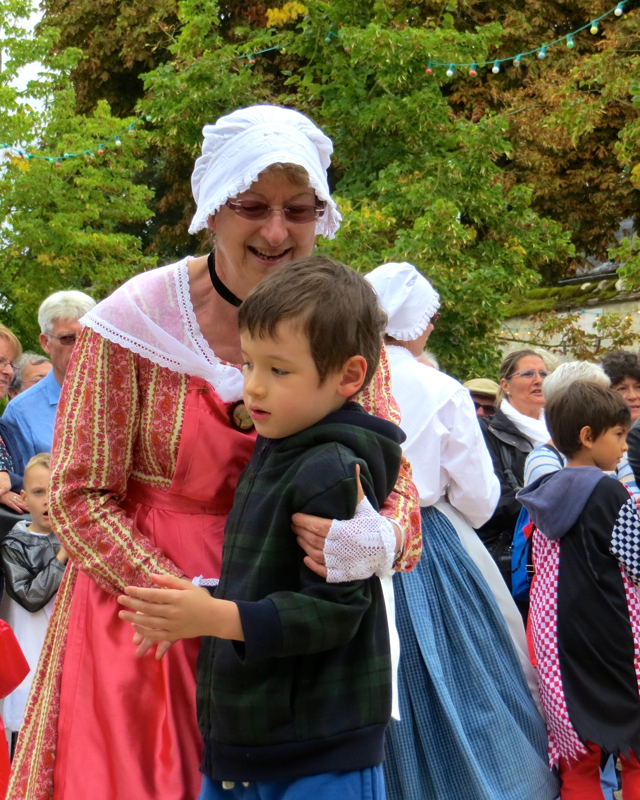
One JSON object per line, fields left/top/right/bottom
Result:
{"left": 197, "top": 402, "right": 405, "bottom": 783}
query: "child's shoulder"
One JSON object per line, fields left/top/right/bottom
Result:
{"left": 582, "top": 473, "right": 632, "bottom": 516}
{"left": 2, "top": 520, "right": 33, "bottom": 544}
{"left": 289, "top": 439, "right": 359, "bottom": 491}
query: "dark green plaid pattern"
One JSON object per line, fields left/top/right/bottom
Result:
{"left": 197, "top": 409, "right": 402, "bottom": 771}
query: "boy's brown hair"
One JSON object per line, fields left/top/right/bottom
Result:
{"left": 545, "top": 381, "right": 631, "bottom": 458}
{"left": 238, "top": 255, "right": 387, "bottom": 390}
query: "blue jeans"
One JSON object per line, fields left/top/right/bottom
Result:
{"left": 601, "top": 755, "right": 619, "bottom": 800}
{"left": 197, "top": 766, "right": 386, "bottom": 800}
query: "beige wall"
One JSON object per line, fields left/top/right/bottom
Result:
{"left": 500, "top": 296, "right": 640, "bottom": 362}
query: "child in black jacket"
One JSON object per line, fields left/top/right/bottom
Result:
{"left": 519, "top": 381, "right": 640, "bottom": 798}
{"left": 119, "top": 256, "right": 404, "bottom": 800}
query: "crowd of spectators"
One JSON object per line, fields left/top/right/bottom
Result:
{"left": 2, "top": 275, "right": 640, "bottom": 798}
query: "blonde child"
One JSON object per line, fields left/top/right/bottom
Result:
{"left": 0, "top": 453, "right": 68, "bottom": 734}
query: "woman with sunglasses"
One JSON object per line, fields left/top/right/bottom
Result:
{"left": 366, "top": 265, "right": 556, "bottom": 800}
{"left": 7, "top": 106, "right": 420, "bottom": 800}
{"left": 477, "top": 349, "right": 550, "bottom": 592}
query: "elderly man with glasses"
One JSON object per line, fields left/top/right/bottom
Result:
{"left": 2, "top": 291, "right": 95, "bottom": 464}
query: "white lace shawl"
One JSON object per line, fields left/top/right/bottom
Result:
{"left": 81, "top": 258, "right": 244, "bottom": 403}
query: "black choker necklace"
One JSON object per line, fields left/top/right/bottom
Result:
{"left": 208, "top": 253, "right": 242, "bottom": 307}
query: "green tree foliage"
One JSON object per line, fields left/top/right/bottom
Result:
{"left": 135, "top": 1, "right": 572, "bottom": 377}
{"left": 2, "top": 0, "right": 576, "bottom": 376}
{"left": 41, "top": 0, "right": 640, "bottom": 284}
{"left": 0, "top": 9, "right": 155, "bottom": 348}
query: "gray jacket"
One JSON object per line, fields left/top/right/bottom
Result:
{"left": 0, "top": 521, "right": 65, "bottom": 612}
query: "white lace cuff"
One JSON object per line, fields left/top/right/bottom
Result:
{"left": 324, "top": 497, "right": 397, "bottom": 583}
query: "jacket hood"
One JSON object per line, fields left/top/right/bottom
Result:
{"left": 517, "top": 466, "right": 606, "bottom": 540}
{"left": 255, "top": 402, "right": 405, "bottom": 509}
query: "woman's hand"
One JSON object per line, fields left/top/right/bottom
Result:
{"left": 0, "top": 488, "right": 27, "bottom": 514}
{"left": 292, "top": 465, "right": 402, "bottom": 581}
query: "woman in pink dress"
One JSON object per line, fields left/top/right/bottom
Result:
{"left": 7, "top": 105, "right": 420, "bottom": 800}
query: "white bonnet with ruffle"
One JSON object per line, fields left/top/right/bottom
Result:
{"left": 365, "top": 262, "right": 440, "bottom": 341}
{"left": 189, "top": 104, "right": 342, "bottom": 238}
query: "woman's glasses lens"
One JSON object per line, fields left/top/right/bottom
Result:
{"left": 226, "top": 199, "right": 325, "bottom": 223}
{"left": 510, "top": 370, "right": 548, "bottom": 380}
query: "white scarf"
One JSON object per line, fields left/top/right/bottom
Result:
{"left": 82, "top": 259, "right": 244, "bottom": 403}
{"left": 500, "top": 399, "right": 550, "bottom": 448}
{"left": 188, "top": 105, "right": 341, "bottom": 239}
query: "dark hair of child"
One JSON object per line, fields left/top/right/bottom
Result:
{"left": 545, "top": 380, "right": 631, "bottom": 458}
{"left": 238, "top": 255, "right": 387, "bottom": 390}
{"left": 601, "top": 350, "right": 640, "bottom": 387}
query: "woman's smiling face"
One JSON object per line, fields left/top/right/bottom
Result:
{"left": 209, "top": 172, "right": 318, "bottom": 298}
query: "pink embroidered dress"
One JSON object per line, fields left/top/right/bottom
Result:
{"left": 8, "top": 259, "right": 420, "bottom": 800}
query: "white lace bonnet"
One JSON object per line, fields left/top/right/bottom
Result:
{"left": 188, "top": 104, "right": 342, "bottom": 238}
{"left": 365, "top": 262, "right": 440, "bottom": 341}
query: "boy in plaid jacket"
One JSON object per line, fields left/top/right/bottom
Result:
{"left": 119, "top": 256, "right": 404, "bottom": 800}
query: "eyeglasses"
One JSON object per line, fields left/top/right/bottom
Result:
{"left": 473, "top": 400, "right": 496, "bottom": 416}
{"left": 48, "top": 333, "right": 77, "bottom": 346}
{"left": 431, "top": 313, "right": 440, "bottom": 325}
{"left": 0, "top": 358, "right": 15, "bottom": 371}
{"left": 225, "top": 199, "right": 326, "bottom": 224}
{"left": 508, "top": 369, "right": 549, "bottom": 380}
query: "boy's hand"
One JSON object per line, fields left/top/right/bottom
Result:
{"left": 132, "top": 631, "right": 174, "bottom": 660}
{"left": 117, "top": 574, "right": 243, "bottom": 647}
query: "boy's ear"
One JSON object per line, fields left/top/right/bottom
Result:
{"left": 337, "top": 355, "right": 367, "bottom": 398}
{"left": 578, "top": 425, "right": 595, "bottom": 449}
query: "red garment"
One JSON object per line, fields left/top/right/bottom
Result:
{"left": 0, "top": 620, "right": 29, "bottom": 800}
{"left": 559, "top": 742, "right": 640, "bottom": 799}
{"left": 52, "top": 377, "right": 256, "bottom": 800}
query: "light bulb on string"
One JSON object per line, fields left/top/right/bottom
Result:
{"left": 446, "top": 64, "right": 455, "bottom": 77}
{"left": 513, "top": 54, "right": 522, "bottom": 67}
{"left": 590, "top": 21, "right": 599, "bottom": 34}
{"left": 566, "top": 34, "right": 574, "bottom": 48}
{"left": 615, "top": 2, "right": 625, "bottom": 14}
{"left": 114, "top": 137, "right": 122, "bottom": 147}
{"left": 492, "top": 60, "right": 500, "bottom": 74}
{"left": 468, "top": 63, "right": 478, "bottom": 77}
{"left": 538, "top": 46, "right": 547, "bottom": 59}
{"left": 425, "top": 62, "right": 433, "bottom": 75}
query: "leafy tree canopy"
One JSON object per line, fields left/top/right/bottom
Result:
{"left": 0, "top": 4, "right": 155, "bottom": 348}
{"left": 11, "top": 0, "right": 631, "bottom": 377}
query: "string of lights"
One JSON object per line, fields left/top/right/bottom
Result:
{"left": 425, "top": 1, "right": 626, "bottom": 76}
{"left": 0, "top": 1, "right": 630, "bottom": 165}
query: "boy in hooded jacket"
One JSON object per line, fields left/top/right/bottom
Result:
{"left": 118, "top": 256, "right": 404, "bottom": 800}
{"left": 518, "top": 380, "right": 640, "bottom": 798}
